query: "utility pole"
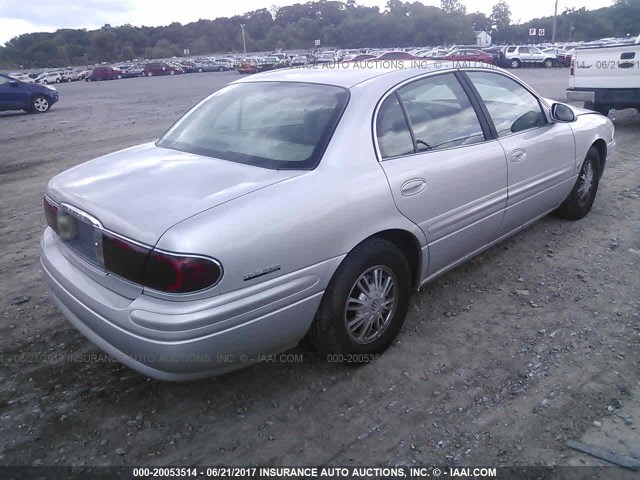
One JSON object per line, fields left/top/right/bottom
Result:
{"left": 240, "top": 24, "right": 247, "bottom": 54}
{"left": 552, "top": 0, "right": 558, "bottom": 43}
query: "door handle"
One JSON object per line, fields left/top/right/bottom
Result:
{"left": 400, "top": 178, "right": 427, "bottom": 196}
{"left": 510, "top": 148, "right": 527, "bottom": 163}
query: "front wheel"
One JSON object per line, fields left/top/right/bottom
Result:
{"left": 510, "top": 58, "right": 521, "bottom": 69}
{"left": 198, "top": 67, "right": 203, "bottom": 73}
{"left": 308, "top": 238, "right": 411, "bottom": 357}
{"left": 553, "top": 147, "right": 601, "bottom": 220}
{"left": 170, "top": 70, "right": 175, "bottom": 75}
{"left": 544, "top": 58, "right": 554, "bottom": 68}
{"left": 31, "top": 95, "right": 51, "bottom": 113}
{"left": 147, "top": 71, "right": 153, "bottom": 77}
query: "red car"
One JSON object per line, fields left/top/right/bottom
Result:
{"left": 438, "top": 49, "right": 494, "bottom": 65}
{"left": 86, "top": 66, "right": 123, "bottom": 81}
{"left": 349, "top": 54, "right": 377, "bottom": 62}
{"left": 374, "top": 51, "right": 418, "bottom": 61}
{"left": 143, "top": 62, "right": 184, "bottom": 77}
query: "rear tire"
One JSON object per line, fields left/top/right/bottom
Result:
{"left": 308, "top": 238, "right": 411, "bottom": 358}
{"left": 544, "top": 58, "right": 554, "bottom": 68}
{"left": 553, "top": 147, "right": 601, "bottom": 220}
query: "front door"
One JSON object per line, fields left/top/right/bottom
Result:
{"left": 376, "top": 72, "right": 508, "bottom": 278}
{"left": 464, "top": 71, "right": 576, "bottom": 236}
{"left": 0, "top": 76, "right": 29, "bottom": 109}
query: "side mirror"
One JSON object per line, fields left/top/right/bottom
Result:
{"left": 551, "top": 103, "right": 576, "bottom": 122}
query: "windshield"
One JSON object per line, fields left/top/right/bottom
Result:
{"left": 157, "top": 82, "right": 350, "bottom": 170}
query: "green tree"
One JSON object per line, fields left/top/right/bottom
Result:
{"left": 490, "top": 1, "right": 511, "bottom": 30}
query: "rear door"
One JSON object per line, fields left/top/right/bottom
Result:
{"left": 377, "top": 72, "right": 508, "bottom": 277}
{"left": 463, "top": 70, "right": 576, "bottom": 236}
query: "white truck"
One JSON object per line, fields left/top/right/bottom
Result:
{"left": 566, "top": 34, "right": 640, "bottom": 116}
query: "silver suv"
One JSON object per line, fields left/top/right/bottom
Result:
{"left": 502, "top": 45, "right": 556, "bottom": 68}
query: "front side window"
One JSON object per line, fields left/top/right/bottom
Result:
{"left": 466, "top": 71, "right": 547, "bottom": 137}
{"left": 396, "top": 73, "right": 485, "bottom": 152}
{"left": 0, "top": 75, "right": 10, "bottom": 86}
{"left": 158, "top": 82, "right": 349, "bottom": 169}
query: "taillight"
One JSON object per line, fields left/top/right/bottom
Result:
{"left": 44, "top": 196, "right": 58, "bottom": 232}
{"left": 102, "top": 232, "right": 151, "bottom": 285}
{"left": 143, "top": 251, "right": 222, "bottom": 293}
{"left": 101, "top": 233, "right": 222, "bottom": 293}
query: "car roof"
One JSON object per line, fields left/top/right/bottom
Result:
{"left": 234, "top": 61, "right": 458, "bottom": 88}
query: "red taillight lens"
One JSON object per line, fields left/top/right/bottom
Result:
{"left": 43, "top": 196, "right": 58, "bottom": 232}
{"left": 143, "top": 251, "right": 222, "bottom": 294}
{"left": 102, "top": 232, "right": 151, "bottom": 285}
{"left": 101, "top": 233, "right": 222, "bottom": 293}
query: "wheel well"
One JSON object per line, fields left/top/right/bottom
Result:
{"left": 592, "top": 139, "right": 607, "bottom": 178}
{"left": 371, "top": 229, "right": 422, "bottom": 288}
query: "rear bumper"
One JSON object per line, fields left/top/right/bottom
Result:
{"left": 567, "top": 89, "right": 595, "bottom": 103}
{"left": 41, "top": 229, "right": 332, "bottom": 380}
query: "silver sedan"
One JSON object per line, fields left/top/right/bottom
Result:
{"left": 41, "top": 63, "right": 615, "bottom": 380}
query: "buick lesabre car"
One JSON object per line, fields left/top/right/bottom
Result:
{"left": 41, "top": 63, "right": 615, "bottom": 380}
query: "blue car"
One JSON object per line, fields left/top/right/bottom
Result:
{"left": 0, "top": 73, "right": 59, "bottom": 113}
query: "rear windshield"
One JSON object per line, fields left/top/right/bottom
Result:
{"left": 157, "top": 82, "right": 349, "bottom": 169}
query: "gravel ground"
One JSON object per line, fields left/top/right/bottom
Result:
{"left": 0, "top": 69, "right": 639, "bottom": 473}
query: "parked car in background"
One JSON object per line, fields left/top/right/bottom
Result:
{"left": 315, "top": 52, "right": 337, "bottom": 64}
{"left": 350, "top": 54, "right": 376, "bottom": 62}
{"left": 8, "top": 72, "right": 35, "bottom": 83}
{"left": 41, "top": 63, "right": 613, "bottom": 380}
{"left": 143, "top": 62, "right": 184, "bottom": 77}
{"left": 0, "top": 73, "right": 58, "bottom": 113}
{"left": 257, "top": 56, "right": 280, "bottom": 72}
{"left": 193, "top": 60, "right": 218, "bottom": 72}
{"left": 437, "top": 49, "right": 494, "bottom": 64}
{"left": 482, "top": 46, "right": 506, "bottom": 65}
{"left": 237, "top": 59, "right": 258, "bottom": 74}
{"left": 178, "top": 61, "right": 198, "bottom": 73}
{"left": 419, "top": 48, "right": 451, "bottom": 58}
{"left": 122, "top": 65, "right": 145, "bottom": 78}
{"left": 61, "top": 70, "right": 81, "bottom": 82}
{"left": 214, "top": 58, "right": 235, "bottom": 71}
{"left": 557, "top": 49, "right": 575, "bottom": 67}
{"left": 78, "top": 70, "right": 92, "bottom": 80}
{"left": 86, "top": 66, "right": 123, "bottom": 81}
{"left": 375, "top": 51, "right": 418, "bottom": 61}
{"left": 502, "top": 45, "right": 556, "bottom": 68}
{"left": 290, "top": 55, "right": 309, "bottom": 66}
{"left": 36, "top": 72, "right": 62, "bottom": 84}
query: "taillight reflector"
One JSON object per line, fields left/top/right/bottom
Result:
{"left": 143, "top": 251, "right": 222, "bottom": 294}
{"left": 44, "top": 196, "right": 58, "bottom": 232}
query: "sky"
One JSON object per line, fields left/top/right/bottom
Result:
{"left": 0, "top": 0, "right": 614, "bottom": 46}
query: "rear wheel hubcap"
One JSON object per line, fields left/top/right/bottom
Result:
{"left": 344, "top": 266, "right": 398, "bottom": 344}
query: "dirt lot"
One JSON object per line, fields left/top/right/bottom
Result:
{"left": 1, "top": 69, "right": 639, "bottom": 473}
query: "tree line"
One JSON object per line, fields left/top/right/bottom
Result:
{"left": 1, "top": 0, "right": 639, "bottom": 68}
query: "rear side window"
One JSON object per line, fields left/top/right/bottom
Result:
{"left": 158, "top": 82, "right": 349, "bottom": 169}
{"left": 376, "top": 95, "right": 414, "bottom": 159}
{"left": 467, "top": 71, "right": 547, "bottom": 137}
{"left": 507, "top": 47, "right": 516, "bottom": 53}
{"left": 396, "top": 73, "right": 485, "bottom": 152}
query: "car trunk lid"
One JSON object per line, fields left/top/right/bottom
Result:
{"left": 46, "top": 142, "right": 304, "bottom": 248}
